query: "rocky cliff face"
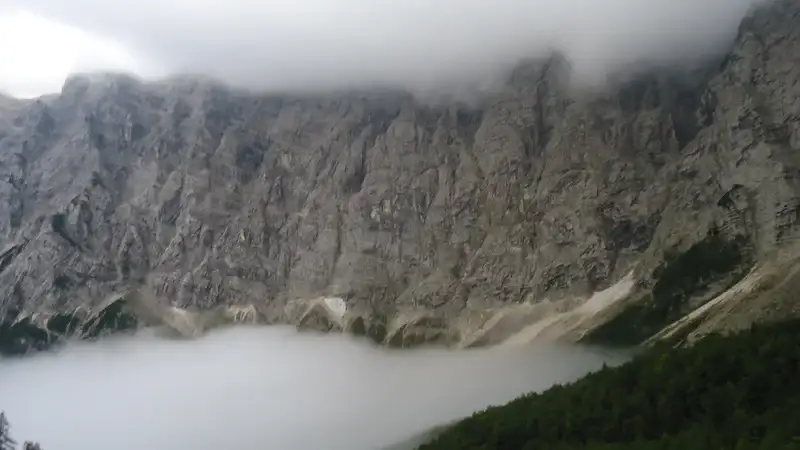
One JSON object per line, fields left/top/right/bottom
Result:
{"left": 1, "top": 0, "right": 799, "bottom": 352}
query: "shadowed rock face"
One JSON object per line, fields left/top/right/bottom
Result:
{"left": 0, "top": 0, "right": 799, "bottom": 351}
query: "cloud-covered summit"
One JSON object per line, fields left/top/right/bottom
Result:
{"left": 7, "top": 0, "right": 769, "bottom": 96}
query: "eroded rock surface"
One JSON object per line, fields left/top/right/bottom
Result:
{"left": 1, "top": 0, "right": 799, "bottom": 351}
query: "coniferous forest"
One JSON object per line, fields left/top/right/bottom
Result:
{"left": 419, "top": 320, "right": 800, "bottom": 450}
{"left": 0, "top": 413, "right": 41, "bottom": 450}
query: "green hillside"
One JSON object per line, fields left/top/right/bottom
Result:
{"left": 419, "top": 320, "right": 800, "bottom": 450}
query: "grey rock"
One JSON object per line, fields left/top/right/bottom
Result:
{"left": 1, "top": 0, "right": 800, "bottom": 350}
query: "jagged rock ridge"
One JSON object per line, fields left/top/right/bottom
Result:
{"left": 0, "top": 0, "right": 799, "bottom": 351}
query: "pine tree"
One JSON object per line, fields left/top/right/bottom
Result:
{"left": 0, "top": 412, "right": 17, "bottom": 450}
{"left": 22, "top": 443, "right": 41, "bottom": 450}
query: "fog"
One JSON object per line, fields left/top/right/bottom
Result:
{"left": 10, "top": 0, "right": 771, "bottom": 96}
{"left": 0, "top": 327, "right": 628, "bottom": 450}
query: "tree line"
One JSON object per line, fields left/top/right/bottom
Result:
{"left": 419, "top": 319, "right": 800, "bottom": 449}
{"left": 0, "top": 413, "right": 42, "bottom": 450}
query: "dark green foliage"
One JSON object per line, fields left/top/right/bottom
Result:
{"left": 1, "top": 312, "right": 84, "bottom": 355}
{"left": 80, "top": 300, "right": 139, "bottom": 340}
{"left": 1, "top": 302, "right": 137, "bottom": 356}
{"left": 419, "top": 320, "right": 800, "bottom": 450}
{"left": 586, "top": 232, "right": 749, "bottom": 345}
{"left": 0, "top": 412, "right": 16, "bottom": 450}
{"left": 651, "top": 232, "right": 745, "bottom": 305}
{"left": 46, "top": 314, "right": 82, "bottom": 336}
{"left": 0, "top": 413, "right": 43, "bottom": 450}
{"left": 349, "top": 315, "right": 388, "bottom": 344}
{"left": 367, "top": 316, "right": 388, "bottom": 343}
{"left": 0, "top": 316, "right": 54, "bottom": 355}
{"left": 582, "top": 294, "right": 657, "bottom": 346}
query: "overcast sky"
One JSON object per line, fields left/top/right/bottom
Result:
{"left": 1, "top": 0, "right": 768, "bottom": 98}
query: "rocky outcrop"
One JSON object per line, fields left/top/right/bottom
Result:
{"left": 0, "top": 0, "right": 799, "bottom": 352}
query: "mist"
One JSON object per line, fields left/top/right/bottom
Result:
{"left": 12, "top": 0, "right": 770, "bottom": 96}
{"left": 0, "top": 327, "right": 628, "bottom": 450}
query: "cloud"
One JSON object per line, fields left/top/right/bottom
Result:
{"left": 0, "top": 327, "right": 627, "bottom": 450}
{"left": 0, "top": 9, "right": 159, "bottom": 98}
{"left": 9, "top": 0, "right": 769, "bottom": 96}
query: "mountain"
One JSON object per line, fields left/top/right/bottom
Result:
{"left": 1, "top": 0, "right": 799, "bottom": 353}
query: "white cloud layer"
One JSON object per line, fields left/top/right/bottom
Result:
{"left": 0, "top": 327, "right": 627, "bottom": 450}
{"left": 0, "top": 9, "right": 160, "bottom": 98}
{"left": 3, "top": 0, "right": 769, "bottom": 97}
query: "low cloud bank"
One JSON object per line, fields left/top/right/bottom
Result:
{"left": 0, "top": 327, "right": 627, "bottom": 450}
{"left": 12, "top": 0, "right": 770, "bottom": 96}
